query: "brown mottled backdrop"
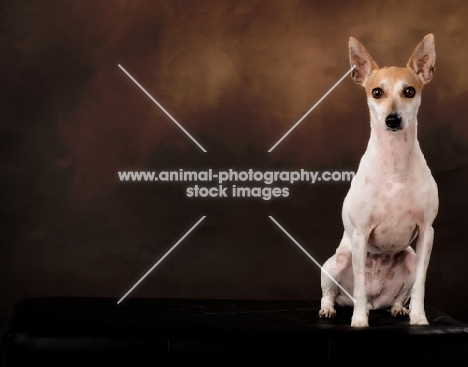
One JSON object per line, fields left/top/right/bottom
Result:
{"left": 1, "top": 0, "right": 468, "bottom": 324}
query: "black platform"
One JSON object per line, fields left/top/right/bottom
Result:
{"left": 1, "top": 297, "right": 468, "bottom": 365}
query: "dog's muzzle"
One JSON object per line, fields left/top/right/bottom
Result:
{"left": 385, "top": 114, "right": 402, "bottom": 131}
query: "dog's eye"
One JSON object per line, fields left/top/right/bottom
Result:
{"left": 372, "top": 88, "right": 383, "bottom": 99}
{"left": 404, "top": 86, "right": 416, "bottom": 98}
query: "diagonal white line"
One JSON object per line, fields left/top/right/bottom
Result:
{"left": 118, "top": 64, "right": 207, "bottom": 153}
{"left": 117, "top": 216, "right": 206, "bottom": 304}
{"left": 268, "top": 65, "right": 356, "bottom": 153}
{"left": 268, "top": 216, "right": 356, "bottom": 303}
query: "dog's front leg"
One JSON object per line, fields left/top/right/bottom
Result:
{"left": 351, "top": 231, "right": 368, "bottom": 327}
{"left": 409, "top": 225, "right": 434, "bottom": 325}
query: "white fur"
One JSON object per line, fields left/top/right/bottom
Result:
{"left": 319, "top": 35, "right": 438, "bottom": 327}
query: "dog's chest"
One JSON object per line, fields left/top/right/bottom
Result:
{"left": 366, "top": 181, "right": 422, "bottom": 251}
{"left": 370, "top": 180, "right": 423, "bottom": 218}
{"left": 347, "top": 152, "right": 435, "bottom": 252}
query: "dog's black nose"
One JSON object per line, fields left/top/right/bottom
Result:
{"left": 385, "top": 114, "right": 402, "bottom": 130}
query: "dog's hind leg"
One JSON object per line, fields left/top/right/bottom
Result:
{"left": 391, "top": 291, "right": 411, "bottom": 317}
{"left": 319, "top": 237, "right": 353, "bottom": 318}
{"left": 319, "top": 255, "right": 340, "bottom": 318}
{"left": 390, "top": 248, "right": 416, "bottom": 317}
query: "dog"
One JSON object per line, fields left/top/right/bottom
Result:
{"left": 318, "top": 34, "right": 438, "bottom": 327}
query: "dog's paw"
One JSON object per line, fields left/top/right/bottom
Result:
{"left": 410, "top": 313, "right": 429, "bottom": 325}
{"left": 391, "top": 305, "right": 409, "bottom": 317}
{"left": 351, "top": 306, "right": 369, "bottom": 327}
{"left": 318, "top": 308, "right": 336, "bottom": 318}
{"left": 351, "top": 315, "right": 369, "bottom": 327}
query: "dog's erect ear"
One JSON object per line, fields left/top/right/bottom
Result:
{"left": 349, "top": 37, "right": 379, "bottom": 85}
{"left": 407, "top": 34, "right": 435, "bottom": 84}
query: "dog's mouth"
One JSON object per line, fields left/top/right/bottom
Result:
{"left": 386, "top": 126, "right": 403, "bottom": 132}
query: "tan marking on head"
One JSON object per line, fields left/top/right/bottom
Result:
{"left": 385, "top": 183, "right": 393, "bottom": 191}
{"left": 384, "top": 201, "right": 392, "bottom": 211}
{"left": 364, "top": 66, "right": 423, "bottom": 93}
{"left": 364, "top": 66, "right": 424, "bottom": 124}
{"left": 350, "top": 34, "right": 435, "bottom": 91}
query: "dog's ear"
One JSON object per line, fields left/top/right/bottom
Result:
{"left": 349, "top": 37, "right": 379, "bottom": 85}
{"left": 407, "top": 34, "right": 435, "bottom": 84}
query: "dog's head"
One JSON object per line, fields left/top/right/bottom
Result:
{"left": 349, "top": 34, "right": 435, "bottom": 132}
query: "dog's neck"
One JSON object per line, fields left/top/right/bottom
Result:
{"left": 367, "top": 119, "right": 419, "bottom": 182}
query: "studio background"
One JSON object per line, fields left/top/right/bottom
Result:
{"left": 1, "top": 0, "right": 468, "bottom": 325}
